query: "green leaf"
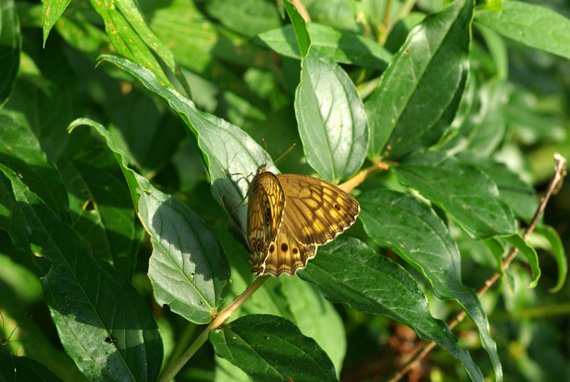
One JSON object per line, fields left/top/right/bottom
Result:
{"left": 358, "top": 189, "right": 502, "bottom": 381}
{"left": 88, "top": 0, "right": 173, "bottom": 86}
{"left": 282, "top": 0, "right": 311, "bottom": 58}
{"left": 0, "top": 114, "right": 69, "bottom": 223}
{"left": 57, "top": 146, "right": 137, "bottom": 278}
{"left": 68, "top": 118, "right": 143, "bottom": 206}
{"left": 97, "top": 55, "right": 277, "bottom": 240}
{"left": 145, "top": 1, "right": 272, "bottom": 107}
{"left": 41, "top": 0, "right": 71, "bottom": 46}
{"left": 534, "top": 225, "right": 567, "bottom": 293}
{"left": 253, "top": 23, "right": 392, "bottom": 69}
{"left": 0, "top": 0, "right": 20, "bottom": 107}
{"left": 139, "top": 175, "right": 231, "bottom": 324}
{"left": 280, "top": 277, "right": 346, "bottom": 375}
{"left": 504, "top": 234, "right": 540, "bottom": 289}
{"left": 205, "top": 0, "right": 281, "bottom": 37}
{"left": 210, "top": 314, "right": 338, "bottom": 382}
{"left": 458, "top": 155, "right": 539, "bottom": 221}
{"left": 475, "top": 2, "right": 570, "bottom": 59}
{"left": 68, "top": 118, "right": 231, "bottom": 323}
{"left": 395, "top": 151, "right": 516, "bottom": 239}
{"left": 298, "top": 237, "right": 484, "bottom": 382}
{"left": 0, "top": 165, "right": 163, "bottom": 382}
{"left": 365, "top": 0, "right": 473, "bottom": 160}
{"left": 0, "top": 353, "right": 62, "bottom": 382}
{"left": 295, "top": 52, "right": 369, "bottom": 183}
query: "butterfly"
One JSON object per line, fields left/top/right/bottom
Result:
{"left": 246, "top": 164, "right": 359, "bottom": 277}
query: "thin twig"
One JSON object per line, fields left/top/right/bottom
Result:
{"left": 340, "top": 162, "right": 389, "bottom": 193}
{"left": 388, "top": 153, "right": 567, "bottom": 382}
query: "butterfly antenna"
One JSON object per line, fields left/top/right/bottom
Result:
{"left": 272, "top": 143, "right": 296, "bottom": 166}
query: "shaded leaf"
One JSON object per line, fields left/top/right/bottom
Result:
{"left": 365, "top": 0, "right": 473, "bottom": 159}
{"left": 210, "top": 314, "right": 337, "bottom": 382}
{"left": 358, "top": 189, "right": 502, "bottom": 381}
{"left": 298, "top": 237, "right": 484, "bottom": 382}
{"left": 0, "top": 0, "right": 20, "bottom": 107}
{"left": 0, "top": 353, "right": 62, "bottom": 382}
{"left": 395, "top": 151, "right": 516, "bottom": 239}
{"left": 0, "top": 114, "right": 69, "bottom": 224}
{"left": 458, "top": 155, "right": 539, "bottom": 221}
{"left": 0, "top": 165, "right": 163, "bottom": 382}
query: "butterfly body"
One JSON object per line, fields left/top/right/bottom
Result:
{"left": 245, "top": 165, "right": 359, "bottom": 277}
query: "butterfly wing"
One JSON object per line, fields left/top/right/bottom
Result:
{"left": 276, "top": 173, "right": 360, "bottom": 246}
{"left": 254, "top": 219, "right": 317, "bottom": 277}
{"left": 247, "top": 170, "right": 285, "bottom": 271}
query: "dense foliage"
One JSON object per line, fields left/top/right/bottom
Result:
{"left": 0, "top": 0, "right": 569, "bottom": 381}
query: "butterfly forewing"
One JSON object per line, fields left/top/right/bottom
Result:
{"left": 276, "top": 174, "right": 360, "bottom": 245}
{"left": 244, "top": 164, "right": 359, "bottom": 277}
{"left": 247, "top": 167, "right": 285, "bottom": 271}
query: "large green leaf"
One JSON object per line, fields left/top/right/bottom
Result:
{"left": 0, "top": 165, "right": 163, "bottom": 382}
{"left": 365, "top": 0, "right": 473, "bottom": 160}
{"left": 139, "top": 176, "right": 231, "bottom": 324}
{"left": 0, "top": 0, "right": 20, "bottom": 107}
{"left": 358, "top": 189, "right": 502, "bottom": 381}
{"left": 458, "top": 154, "right": 539, "bottom": 221}
{"left": 295, "top": 52, "right": 369, "bottom": 183}
{"left": 98, "top": 55, "right": 278, "bottom": 241}
{"left": 476, "top": 2, "right": 570, "bottom": 59}
{"left": 57, "top": 145, "right": 137, "bottom": 278}
{"left": 298, "top": 237, "right": 484, "bottom": 382}
{"left": 88, "top": 0, "right": 174, "bottom": 86}
{"left": 69, "top": 118, "right": 231, "bottom": 324}
{"left": 395, "top": 151, "right": 516, "bottom": 239}
{"left": 210, "top": 314, "right": 338, "bottom": 382}
{"left": 253, "top": 23, "right": 391, "bottom": 69}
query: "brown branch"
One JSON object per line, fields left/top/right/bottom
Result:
{"left": 340, "top": 162, "right": 390, "bottom": 193}
{"left": 388, "top": 153, "right": 567, "bottom": 382}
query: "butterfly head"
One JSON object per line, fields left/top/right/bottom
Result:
{"left": 257, "top": 164, "right": 267, "bottom": 174}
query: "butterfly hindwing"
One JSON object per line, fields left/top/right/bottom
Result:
{"left": 256, "top": 219, "right": 317, "bottom": 276}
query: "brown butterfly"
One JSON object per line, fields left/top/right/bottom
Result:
{"left": 246, "top": 164, "right": 359, "bottom": 277}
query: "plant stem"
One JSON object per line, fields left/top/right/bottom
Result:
{"left": 388, "top": 153, "right": 567, "bottom": 382}
{"left": 159, "top": 276, "right": 270, "bottom": 381}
